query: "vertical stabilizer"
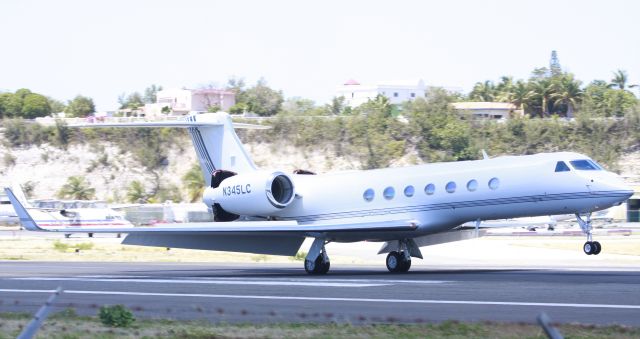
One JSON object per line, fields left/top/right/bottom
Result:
{"left": 71, "top": 112, "right": 261, "bottom": 187}
{"left": 11, "top": 183, "right": 31, "bottom": 207}
{"left": 185, "top": 113, "right": 257, "bottom": 185}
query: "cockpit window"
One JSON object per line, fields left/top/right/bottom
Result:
{"left": 555, "top": 161, "right": 570, "bottom": 172}
{"left": 570, "top": 160, "right": 601, "bottom": 171}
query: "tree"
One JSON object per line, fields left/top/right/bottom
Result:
{"left": 47, "top": 97, "right": 66, "bottom": 113}
{"left": 551, "top": 74, "right": 583, "bottom": 118}
{"left": 508, "top": 80, "right": 534, "bottom": 114}
{"left": 57, "top": 176, "right": 96, "bottom": 200}
{"left": 182, "top": 163, "right": 204, "bottom": 203}
{"left": 610, "top": 69, "right": 637, "bottom": 91}
{"left": 226, "top": 77, "right": 246, "bottom": 97}
{"left": 4, "top": 89, "right": 32, "bottom": 117}
{"left": 126, "top": 180, "right": 148, "bottom": 203}
{"left": 119, "top": 92, "right": 144, "bottom": 110}
{"left": 529, "top": 78, "right": 555, "bottom": 117}
{"left": 21, "top": 93, "right": 51, "bottom": 118}
{"left": 143, "top": 84, "right": 163, "bottom": 104}
{"left": 469, "top": 81, "right": 496, "bottom": 101}
{"left": 241, "top": 78, "right": 284, "bottom": 116}
{"left": 65, "top": 95, "right": 95, "bottom": 117}
{"left": 326, "top": 96, "right": 346, "bottom": 115}
{"left": 0, "top": 92, "right": 13, "bottom": 118}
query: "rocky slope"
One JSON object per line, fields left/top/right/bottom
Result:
{"left": 1, "top": 136, "right": 638, "bottom": 202}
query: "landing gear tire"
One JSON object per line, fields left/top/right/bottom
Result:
{"left": 304, "top": 255, "right": 330, "bottom": 275}
{"left": 583, "top": 241, "right": 602, "bottom": 255}
{"left": 576, "top": 213, "right": 602, "bottom": 256}
{"left": 386, "top": 251, "right": 411, "bottom": 273}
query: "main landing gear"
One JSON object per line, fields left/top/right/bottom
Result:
{"left": 385, "top": 239, "right": 418, "bottom": 273}
{"left": 304, "top": 238, "right": 330, "bottom": 275}
{"left": 575, "top": 213, "right": 602, "bottom": 255}
{"left": 386, "top": 251, "right": 411, "bottom": 273}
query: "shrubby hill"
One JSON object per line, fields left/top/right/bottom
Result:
{"left": 2, "top": 90, "right": 639, "bottom": 203}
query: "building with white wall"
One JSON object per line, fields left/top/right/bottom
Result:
{"left": 452, "top": 102, "right": 518, "bottom": 119}
{"left": 336, "top": 80, "right": 427, "bottom": 107}
{"left": 144, "top": 88, "right": 235, "bottom": 116}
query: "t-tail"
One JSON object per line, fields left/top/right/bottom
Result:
{"left": 71, "top": 112, "right": 263, "bottom": 186}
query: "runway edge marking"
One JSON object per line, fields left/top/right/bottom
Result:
{"left": 1, "top": 289, "right": 639, "bottom": 310}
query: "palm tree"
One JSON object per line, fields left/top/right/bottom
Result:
{"left": 182, "top": 164, "right": 205, "bottom": 203}
{"left": 508, "top": 80, "right": 534, "bottom": 115}
{"left": 529, "top": 78, "right": 555, "bottom": 117}
{"left": 469, "top": 81, "right": 496, "bottom": 101}
{"left": 57, "top": 176, "right": 96, "bottom": 200}
{"left": 610, "top": 69, "right": 638, "bottom": 91}
{"left": 551, "top": 74, "right": 583, "bottom": 118}
{"left": 126, "top": 180, "right": 148, "bottom": 203}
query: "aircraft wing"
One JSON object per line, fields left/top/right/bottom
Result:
{"left": 5, "top": 188, "right": 418, "bottom": 235}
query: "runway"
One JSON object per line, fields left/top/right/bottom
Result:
{"left": 1, "top": 262, "right": 639, "bottom": 326}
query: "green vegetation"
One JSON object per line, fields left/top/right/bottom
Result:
{"left": 0, "top": 88, "right": 53, "bottom": 119}
{"left": 182, "top": 163, "right": 205, "bottom": 203}
{"left": 0, "top": 311, "right": 638, "bottom": 338}
{"left": 57, "top": 176, "right": 96, "bottom": 200}
{"left": 99, "top": 304, "right": 136, "bottom": 327}
{"left": 65, "top": 95, "right": 96, "bottom": 117}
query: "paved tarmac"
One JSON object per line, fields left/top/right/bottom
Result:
{"left": 1, "top": 261, "right": 639, "bottom": 326}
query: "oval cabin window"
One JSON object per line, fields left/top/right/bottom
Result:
{"left": 383, "top": 187, "right": 395, "bottom": 200}
{"left": 445, "top": 181, "right": 456, "bottom": 193}
{"left": 363, "top": 188, "right": 375, "bottom": 202}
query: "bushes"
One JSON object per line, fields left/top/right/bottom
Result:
{"left": 99, "top": 304, "right": 135, "bottom": 327}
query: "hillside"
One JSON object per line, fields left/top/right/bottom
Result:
{"left": 2, "top": 133, "right": 639, "bottom": 202}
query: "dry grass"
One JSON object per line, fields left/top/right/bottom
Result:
{"left": 0, "top": 235, "right": 370, "bottom": 264}
{"left": 0, "top": 312, "right": 639, "bottom": 339}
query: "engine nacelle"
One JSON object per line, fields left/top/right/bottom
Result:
{"left": 203, "top": 171, "right": 295, "bottom": 216}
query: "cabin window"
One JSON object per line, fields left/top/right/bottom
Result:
{"left": 383, "top": 187, "right": 395, "bottom": 200}
{"left": 424, "top": 183, "right": 435, "bottom": 195}
{"left": 445, "top": 181, "right": 456, "bottom": 193}
{"left": 489, "top": 177, "right": 500, "bottom": 190}
{"left": 570, "top": 159, "right": 601, "bottom": 171}
{"left": 363, "top": 188, "right": 375, "bottom": 202}
{"left": 404, "top": 185, "right": 415, "bottom": 197}
{"left": 467, "top": 179, "right": 478, "bottom": 192}
{"left": 555, "top": 161, "right": 570, "bottom": 172}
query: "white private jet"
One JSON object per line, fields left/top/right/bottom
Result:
{"left": 5, "top": 112, "right": 633, "bottom": 274}
{"left": 6, "top": 184, "right": 132, "bottom": 237}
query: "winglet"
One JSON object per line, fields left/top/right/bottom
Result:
{"left": 3, "top": 187, "right": 44, "bottom": 231}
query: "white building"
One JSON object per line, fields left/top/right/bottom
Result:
{"left": 452, "top": 102, "right": 518, "bottom": 119}
{"left": 144, "top": 88, "right": 236, "bottom": 116}
{"left": 336, "top": 79, "right": 427, "bottom": 107}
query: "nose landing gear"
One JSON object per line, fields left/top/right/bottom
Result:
{"left": 576, "top": 213, "right": 602, "bottom": 255}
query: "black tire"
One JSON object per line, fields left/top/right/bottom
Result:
{"left": 386, "top": 251, "right": 401, "bottom": 272}
{"left": 583, "top": 241, "right": 594, "bottom": 255}
{"left": 320, "top": 261, "right": 331, "bottom": 274}
{"left": 399, "top": 257, "right": 411, "bottom": 272}
{"left": 304, "top": 258, "right": 316, "bottom": 274}
{"left": 305, "top": 255, "right": 329, "bottom": 275}
{"left": 593, "top": 241, "right": 602, "bottom": 255}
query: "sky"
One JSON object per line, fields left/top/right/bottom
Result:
{"left": 1, "top": 0, "right": 639, "bottom": 111}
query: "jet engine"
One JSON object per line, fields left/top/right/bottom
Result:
{"left": 204, "top": 171, "right": 296, "bottom": 217}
